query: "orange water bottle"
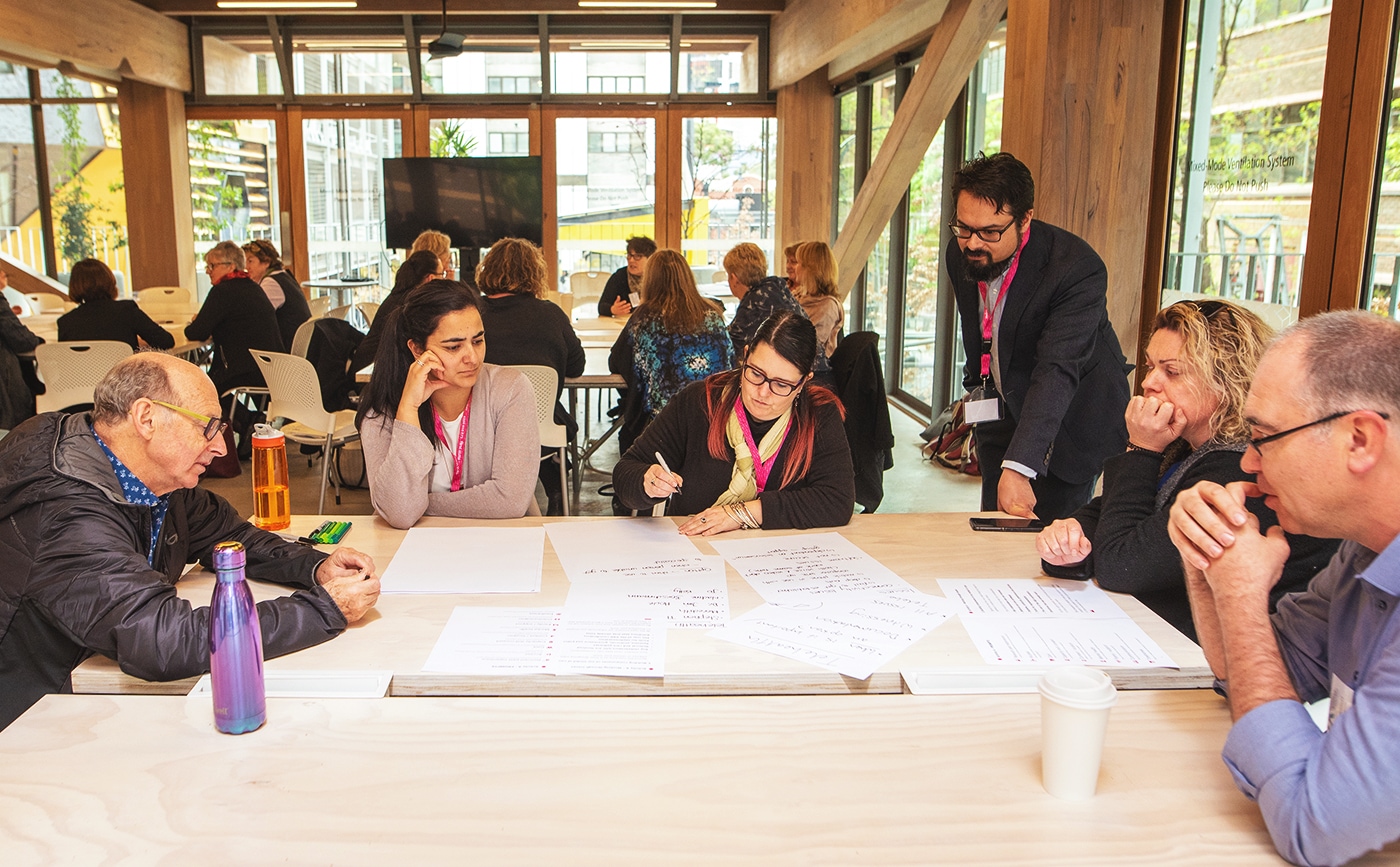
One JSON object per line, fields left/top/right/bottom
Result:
{"left": 250, "top": 424, "right": 291, "bottom": 531}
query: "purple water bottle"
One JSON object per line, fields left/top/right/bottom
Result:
{"left": 209, "top": 541, "right": 266, "bottom": 734}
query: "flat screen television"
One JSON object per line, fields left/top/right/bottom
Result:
{"left": 382, "top": 156, "right": 544, "bottom": 251}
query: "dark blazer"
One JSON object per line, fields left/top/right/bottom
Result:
{"left": 185, "top": 275, "right": 285, "bottom": 393}
{"left": 830, "top": 331, "right": 894, "bottom": 513}
{"left": 267, "top": 270, "right": 313, "bottom": 353}
{"left": 57, "top": 299, "right": 176, "bottom": 351}
{"left": 597, "top": 267, "right": 631, "bottom": 317}
{"left": 947, "top": 219, "right": 1132, "bottom": 484}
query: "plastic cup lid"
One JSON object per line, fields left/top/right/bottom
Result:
{"left": 251, "top": 423, "right": 284, "bottom": 444}
{"left": 1038, "top": 666, "right": 1118, "bottom": 710}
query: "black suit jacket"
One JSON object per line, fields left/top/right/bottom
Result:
{"left": 185, "top": 276, "right": 285, "bottom": 392}
{"left": 57, "top": 299, "right": 176, "bottom": 351}
{"left": 947, "top": 219, "right": 1131, "bottom": 484}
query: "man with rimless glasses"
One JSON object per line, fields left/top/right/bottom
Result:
{"left": 946, "top": 152, "right": 1132, "bottom": 521}
{"left": 1168, "top": 311, "right": 1400, "bottom": 865}
{"left": 0, "top": 352, "right": 380, "bottom": 730}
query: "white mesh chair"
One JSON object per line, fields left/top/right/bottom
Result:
{"left": 509, "top": 364, "right": 569, "bottom": 516}
{"left": 289, "top": 316, "right": 321, "bottom": 358}
{"left": 4, "top": 287, "right": 34, "bottom": 317}
{"left": 568, "top": 270, "right": 610, "bottom": 318}
{"left": 251, "top": 350, "right": 360, "bottom": 515}
{"left": 308, "top": 296, "right": 333, "bottom": 318}
{"left": 134, "top": 286, "right": 192, "bottom": 317}
{"left": 327, "top": 304, "right": 368, "bottom": 332}
{"left": 25, "top": 292, "right": 68, "bottom": 313}
{"left": 356, "top": 301, "right": 380, "bottom": 326}
{"left": 34, "top": 341, "right": 133, "bottom": 413}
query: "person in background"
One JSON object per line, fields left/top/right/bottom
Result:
{"left": 614, "top": 311, "right": 854, "bottom": 534}
{"left": 0, "top": 265, "right": 43, "bottom": 430}
{"left": 783, "top": 244, "right": 800, "bottom": 288}
{"left": 790, "top": 240, "right": 843, "bottom": 385}
{"left": 57, "top": 259, "right": 175, "bottom": 352}
{"left": 1036, "top": 299, "right": 1337, "bottom": 640}
{"left": 608, "top": 248, "right": 732, "bottom": 453}
{"left": 597, "top": 236, "right": 657, "bottom": 318}
{"left": 1166, "top": 311, "right": 1400, "bottom": 866}
{"left": 476, "top": 237, "right": 586, "bottom": 516}
{"left": 724, "top": 242, "right": 806, "bottom": 359}
{"left": 242, "top": 239, "right": 312, "bottom": 354}
{"left": 411, "top": 229, "right": 455, "bottom": 281}
{"left": 186, "top": 241, "right": 284, "bottom": 398}
{"left": 356, "top": 280, "right": 540, "bottom": 528}
{"left": 0, "top": 352, "right": 380, "bottom": 730}
{"left": 352, "top": 250, "right": 441, "bottom": 374}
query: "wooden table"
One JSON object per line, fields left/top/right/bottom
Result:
{"left": 70, "top": 513, "right": 1210, "bottom": 697}
{"left": 11, "top": 689, "right": 1389, "bottom": 866}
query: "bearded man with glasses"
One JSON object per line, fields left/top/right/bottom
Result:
{"left": 0, "top": 352, "right": 381, "bottom": 730}
{"left": 945, "top": 152, "right": 1132, "bottom": 521}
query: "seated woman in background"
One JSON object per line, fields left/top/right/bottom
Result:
{"left": 614, "top": 311, "right": 855, "bottom": 535}
{"left": 57, "top": 258, "right": 175, "bottom": 351}
{"left": 608, "top": 248, "right": 732, "bottom": 452}
{"left": 411, "top": 229, "right": 455, "bottom": 280}
{"left": 242, "top": 239, "right": 312, "bottom": 354}
{"left": 477, "top": 237, "right": 586, "bottom": 516}
{"left": 724, "top": 241, "right": 806, "bottom": 359}
{"left": 355, "top": 280, "right": 540, "bottom": 528}
{"left": 790, "top": 241, "right": 843, "bottom": 384}
{"left": 597, "top": 235, "right": 656, "bottom": 317}
{"left": 352, "top": 250, "right": 442, "bottom": 373}
{"left": 1036, "top": 299, "right": 1338, "bottom": 640}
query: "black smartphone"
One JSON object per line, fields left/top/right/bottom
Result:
{"left": 969, "top": 517, "right": 1046, "bottom": 532}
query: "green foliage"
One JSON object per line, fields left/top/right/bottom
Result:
{"left": 1384, "top": 98, "right": 1400, "bottom": 184}
{"left": 53, "top": 76, "right": 98, "bottom": 263}
{"left": 188, "top": 120, "right": 246, "bottom": 241}
{"left": 430, "top": 122, "right": 477, "bottom": 157}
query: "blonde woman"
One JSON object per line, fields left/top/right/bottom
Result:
{"left": 411, "top": 229, "right": 455, "bottom": 280}
{"left": 1036, "top": 299, "right": 1338, "bottom": 639}
{"left": 791, "top": 241, "right": 843, "bottom": 380}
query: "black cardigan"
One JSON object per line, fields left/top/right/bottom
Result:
{"left": 596, "top": 267, "right": 631, "bottom": 317}
{"left": 1045, "top": 443, "right": 1339, "bottom": 641}
{"left": 57, "top": 299, "right": 176, "bottom": 351}
{"left": 613, "top": 380, "right": 856, "bottom": 530}
{"left": 184, "top": 276, "right": 284, "bottom": 392}
{"left": 480, "top": 292, "right": 586, "bottom": 427}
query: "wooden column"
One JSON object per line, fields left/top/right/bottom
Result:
{"left": 1002, "top": 0, "right": 1166, "bottom": 362}
{"left": 775, "top": 68, "right": 836, "bottom": 256}
{"left": 116, "top": 80, "right": 195, "bottom": 292}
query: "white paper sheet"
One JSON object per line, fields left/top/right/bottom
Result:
{"left": 548, "top": 616, "right": 668, "bottom": 677}
{"left": 421, "top": 606, "right": 667, "bottom": 677}
{"left": 544, "top": 519, "right": 703, "bottom": 580}
{"left": 380, "top": 527, "right": 545, "bottom": 594}
{"left": 961, "top": 617, "right": 1177, "bottom": 668}
{"left": 563, "top": 556, "right": 730, "bottom": 628}
{"left": 937, "top": 578, "right": 1125, "bottom": 618}
{"left": 710, "top": 591, "right": 955, "bottom": 679}
{"left": 710, "top": 532, "right": 917, "bottom": 604}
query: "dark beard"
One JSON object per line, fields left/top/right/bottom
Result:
{"left": 963, "top": 251, "right": 1013, "bottom": 283}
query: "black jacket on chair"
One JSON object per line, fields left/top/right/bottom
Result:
{"left": 305, "top": 317, "right": 364, "bottom": 412}
{"left": 830, "top": 331, "right": 894, "bottom": 513}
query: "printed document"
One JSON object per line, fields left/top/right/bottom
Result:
{"left": 937, "top": 577, "right": 1122, "bottom": 618}
{"left": 422, "top": 606, "right": 667, "bottom": 677}
{"left": 563, "top": 556, "right": 730, "bottom": 628}
{"left": 961, "top": 617, "right": 1177, "bottom": 668}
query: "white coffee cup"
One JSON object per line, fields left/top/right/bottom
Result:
{"left": 1038, "top": 666, "right": 1118, "bottom": 800}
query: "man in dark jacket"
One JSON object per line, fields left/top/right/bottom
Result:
{"left": 0, "top": 352, "right": 381, "bottom": 729}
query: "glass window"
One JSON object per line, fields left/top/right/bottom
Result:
{"left": 1364, "top": 21, "right": 1400, "bottom": 320}
{"left": 421, "top": 38, "right": 542, "bottom": 95}
{"left": 556, "top": 116, "right": 655, "bottom": 296}
{"left": 679, "top": 34, "right": 760, "bottom": 94}
{"left": 836, "top": 90, "right": 858, "bottom": 233}
{"left": 549, "top": 36, "right": 670, "bottom": 95}
{"left": 294, "top": 45, "right": 412, "bottom": 96}
{"left": 0, "top": 70, "right": 44, "bottom": 274}
{"left": 968, "top": 24, "right": 1005, "bottom": 155}
{"left": 680, "top": 116, "right": 776, "bottom": 282}
{"left": 202, "top": 34, "right": 284, "bottom": 96}
{"left": 302, "top": 117, "right": 401, "bottom": 300}
{"left": 1164, "top": 0, "right": 1331, "bottom": 324}
{"left": 901, "top": 122, "right": 947, "bottom": 405}
{"left": 188, "top": 119, "right": 280, "bottom": 288}
{"left": 428, "top": 117, "right": 529, "bottom": 158}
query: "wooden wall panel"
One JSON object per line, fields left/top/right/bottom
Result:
{"left": 0, "top": 0, "right": 190, "bottom": 92}
{"left": 116, "top": 80, "right": 195, "bottom": 291}
{"left": 775, "top": 69, "right": 836, "bottom": 257}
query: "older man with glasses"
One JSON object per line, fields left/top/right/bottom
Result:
{"left": 0, "top": 352, "right": 381, "bottom": 730}
{"left": 1168, "top": 310, "right": 1400, "bottom": 866}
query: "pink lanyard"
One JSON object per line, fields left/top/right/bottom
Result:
{"left": 432, "top": 399, "right": 471, "bottom": 492}
{"left": 977, "top": 223, "right": 1031, "bottom": 379}
{"left": 736, "top": 398, "right": 790, "bottom": 493}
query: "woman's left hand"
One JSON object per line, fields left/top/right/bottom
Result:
{"left": 678, "top": 506, "right": 741, "bottom": 536}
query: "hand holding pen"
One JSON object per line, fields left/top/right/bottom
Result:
{"left": 645, "top": 451, "right": 683, "bottom": 501}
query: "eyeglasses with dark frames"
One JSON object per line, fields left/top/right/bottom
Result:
{"left": 948, "top": 218, "right": 1018, "bottom": 243}
{"left": 150, "top": 400, "right": 229, "bottom": 442}
{"left": 1248, "top": 409, "right": 1391, "bottom": 453}
{"left": 742, "top": 363, "right": 801, "bottom": 397}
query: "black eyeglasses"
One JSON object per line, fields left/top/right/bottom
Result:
{"left": 949, "top": 218, "right": 1018, "bottom": 243}
{"left": 151, "top": 400, "right": 229, "bottom": 442}
{"left": 742, "top": 364, "right": 801, "bottom": 397}
{"left": 1248, "top": 409, "right": 1391, "bottom": 453}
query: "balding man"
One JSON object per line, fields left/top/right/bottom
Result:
{"left": 1168, "top": 311, "right": 1400, "bottom": 866}
{"left": 0, "top": 352, "right": 380, "bottom": 729}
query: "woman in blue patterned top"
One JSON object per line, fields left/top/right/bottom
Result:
{"left": 609, "top": 249, "right": 732, "bottom": 452}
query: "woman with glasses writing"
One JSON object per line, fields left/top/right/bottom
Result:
{"left": 1036, "top": 299, "right": 1337, "bottom": 640}
{"left": 613, "top": 311, "right": 855, "bottom": 535}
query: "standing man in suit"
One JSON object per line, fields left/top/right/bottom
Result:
{"left": 945, "top": 152, "right": 1131, "bottom": 521}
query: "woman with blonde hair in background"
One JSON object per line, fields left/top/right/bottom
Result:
{"left": 790, "top": 240, "right": 843, "bottom": 383}
{"left": 411, "top": 229, "right": 455, "bottom": 280}
{"left": 1036, "top": 299, "right": 1338, "bottom": 640}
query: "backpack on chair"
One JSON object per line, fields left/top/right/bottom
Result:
{"left": 923, "top": 397, "right": 980, "bottom": 476}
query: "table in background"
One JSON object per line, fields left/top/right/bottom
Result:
{"left": 70, "top": 513, "right": 1211, "bottom": 697}
{"left": 3, "top": 689, "right": 1363, "bottom": 866}
{"left": 302, "top": 279, "right": 376, "bottom": 309}
{"left": 22, "top": 312, "right": 206, "bottom": 358}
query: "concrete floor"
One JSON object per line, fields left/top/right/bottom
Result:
{"left": 200, "top": 399, "right": 982, "bottom": 520}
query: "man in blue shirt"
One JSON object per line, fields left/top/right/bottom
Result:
{"left": 1167, "top": 310, "right": 1400, "bottom": 866}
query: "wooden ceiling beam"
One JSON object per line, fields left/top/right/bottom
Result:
{"left": 770, "top": 0, "right": 946, "bottom": 90}
{"left": 132, "top": 1, "right": 784, "bottom": 14}
{"left": 0, "top": 0, "right": 191, "bottom": 91}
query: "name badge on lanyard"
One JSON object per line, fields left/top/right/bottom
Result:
{"left": 433, "top": 400, "right": 472, "bottom": 492}
{"left": 969, "top": 223, "right": 1030, "bottom": 425}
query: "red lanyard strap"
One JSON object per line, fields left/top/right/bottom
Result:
{"left": 432, "top": 398, "right": 471, "bottom": 492}
{"left": 735, "top": 398, "right": 790, "bottom": 493}
{"left": 977, "top": 223, "right": 1032, "bottom": 379}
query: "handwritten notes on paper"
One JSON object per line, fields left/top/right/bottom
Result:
{"left": 712, "top": 591, "right": 955, "bottom": 680}
{"left": 938, "top": 578, "right": 1177, "bottom": 668}
{"left": 380, "top": 527, "right": 544, "bottom": 594}
{"left": 710, "top": 532, "right": 916, "bottom": 604}
{"left": 544, "top": 519, "right": 703, "bottom": 580}
{"left": 422, "top": 607, "right": 666, "bottom": 677}
{"left": 564, "top": 556, "right": 729, "bottom": 629}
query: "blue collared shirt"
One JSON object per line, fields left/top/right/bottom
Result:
{"left": 1222, "top": 537, "right": 1400, "bottom": 866}
{"left": 93, "top": 432, "right": 170, "bottom": 566}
